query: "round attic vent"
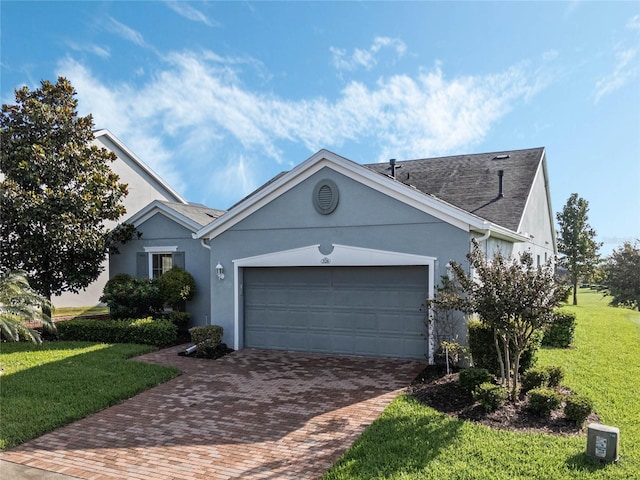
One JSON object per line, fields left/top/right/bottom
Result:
{"left": 313, "top": 179, "right": 339, "bottom": 215}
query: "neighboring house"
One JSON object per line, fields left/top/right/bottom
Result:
{"left": 53, "top": 129, "right": 187, "bottom": 308}
{"left": 190, "top": 147, "right": 556, "bottom": 362}
{"left": 109, "top": 200, "right": 226, "bottom": 327}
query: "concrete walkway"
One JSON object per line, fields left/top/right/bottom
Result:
{"left": 1, "top": 346, "right": 422, "bottom": 479}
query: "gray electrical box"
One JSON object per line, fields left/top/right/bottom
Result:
{"left": 586, "top": 423, "right": 619, "bottom": 462}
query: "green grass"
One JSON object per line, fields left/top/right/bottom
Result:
{"left": 52, "top": 306, "right": 109, "bottom": 318}
{"left": 324, "top": 289, "right": 640, "bottom": 479}
{"left": 0, "top": 342, "right": 179, "bottom": 450}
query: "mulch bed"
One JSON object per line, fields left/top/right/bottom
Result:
{"left": 409, "top": 365, "right": 600, "bottom": 436}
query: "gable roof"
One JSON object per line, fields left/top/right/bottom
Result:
{"left": 194, "top": 149, "right": 529, "bottom": 242}
{"left": 364, "top": 147, "right": 545, "bottom": 232}
{"left": 125, "top": 200, "right": 226, "bottom": 233}
{"left": 93, "top": 129, "right": 187, "bottom": 205}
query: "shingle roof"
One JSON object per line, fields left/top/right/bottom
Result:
{"left": 364, "top": 147, "right": 545, "bottom": 231}
{"left": 159, "top": 201, "right": 226, "bottom": 227}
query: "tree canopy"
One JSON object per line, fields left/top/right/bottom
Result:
{"left": 444, "top": 241, "right": 565, "bottom": 399}
{"left": 0, "top": 77, "right": 128, "bottom": 298}
{"left": 604, "top": 240, "right": 640, "bottom": 310}
{"left": 556, "top": 193, "right": 601, "bottom": 305}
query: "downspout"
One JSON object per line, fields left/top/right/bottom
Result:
{"left": 475, "top": 227, "right": 491, "bottom": 257}
{"left": 199, "top": 238, "right": 212, "bottom": 325}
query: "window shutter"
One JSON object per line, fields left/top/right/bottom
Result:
{"left": 172, "top": 252, "right": 185, "bottom": 269}
{"left": 136, "top": 252, "right": 148, "bottom": 278}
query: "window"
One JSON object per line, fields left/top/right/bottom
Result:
{"left": 152, "top": 253, "right": 173, "bottom": 279}
{"left": 138, "top": 246, "right": 184, "bottom": 279}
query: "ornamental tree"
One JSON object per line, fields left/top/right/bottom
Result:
{"left": 447, "top": 241, "right": 566, "bottom": 400}
{"left": 556, "top": 193, "right": 602, "bottom": 305}
{"left": 0, "top": 77, "right": 128, "bottom": 299}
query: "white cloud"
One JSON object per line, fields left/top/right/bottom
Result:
{"left": 105, "top": 16, "right": 145, "bottom": 46}
{"left": 164, "top": 1, "right": 219, "bottom": 27}
{"left": 627, "top": 14, "right": 640, "bottom": 30}
{"left": 331, "top": 36, "right": 407, "bottom": 72}
{"left": 58, "top": 50, "right": 544, "bottom": 206}
{"left": 66, "top": 41, "right": 110, "bottom": 58}
{"left": 593, "top": 46, "right": 639, "bottom": 103}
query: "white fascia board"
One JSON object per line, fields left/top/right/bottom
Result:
{"left": 93, "top": 129, "right": 187, "bottom": 205}
{"left": 124, "top": 200, "right": 202, "bottom": 232}
{"left": 195, "top": 149, "right": 505, "bottom": 240}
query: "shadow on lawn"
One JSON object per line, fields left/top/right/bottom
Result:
{"left": 565, "top": 451, "right": 615, "bottom": 473}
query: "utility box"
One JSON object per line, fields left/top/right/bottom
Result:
{"left": 586, "top": 423, "right": 620, "bottom": 462}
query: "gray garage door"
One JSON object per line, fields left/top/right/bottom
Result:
{"left": 243, "top": 266, "right": 428, "bottom": 359}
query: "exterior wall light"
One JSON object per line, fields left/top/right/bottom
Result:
{"left": 215, "top": 262, "right": 225, "bottom": 280}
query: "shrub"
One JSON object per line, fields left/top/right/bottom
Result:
{"left": 158, "top": 267, "right": 196, "bottom": 310}
{"left": 473, "top": 382, "right": 508, "bottom": 412}
{"left": 190, "top": 325, "right": 225, "bottom": 358}
{"left": 545, "top": 365, "right": 565, "bottom": 387}
{"left": 564, "top": 394, "right": 594, "bottom": 426}
{"left": 527, "top": 387, "right": 562, "bottom": 417}
{"left": 542, "top": 312, "right": 576, "bottom": 348}
{"left": 100, "top": 274, "right": 163, "bottom": 319}
{"left": 521, "top": 367, "right": 550, "bottom": 393}
{"left": 459, "top": 367, "right": 493, "bottom": 394}
{"left": 468, "top": 320, "right": 542, "bottom": 375}
{"left": 57, "top": 317, "right": 177, "bottom": 346}
{"left": 189, "top": 325, "right": 223, "bottom": 345}
{"left": 161, "top": 311, "right": 191, "bottom": 330}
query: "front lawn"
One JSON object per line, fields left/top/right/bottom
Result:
{"left": 324, "top": 289, "right": 640, "bottom": 479}
{"left": 0, "top": 342, "right": 179, "bottom": 450}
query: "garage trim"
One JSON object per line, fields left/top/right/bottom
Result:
{"left": 232, "top": 244, "right": 437, "bottom": 362}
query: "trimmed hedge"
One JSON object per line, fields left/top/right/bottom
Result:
{"left": 521, "top": 367, "right": 550, "bottom": 393}
{"left": 527, "top": 387, "right": 562, "bottom": 417}
{"left": 189, "top": 325, "right": 224, "bottom": 358}
{"left": 468, "top": 319, "right": 541, "bottom": 375}
{"left": 100, "top": 274, "right": 163, "bottom": 320}
{"left": 459, "top": 367, "right": 493, "bottom": 394}
{"left": 57, "top": 317, "right": 177, "bottom": 346}
{"left": 564, "top": 393, "right": 594, "bottom": 426}
{"left": 473, "top": 382, "right": 508, "bottom": 412}
{"left": 189, "top": 325, "right": 223, "bottom": 345}
{"left": 542, "top": 312, "right": 576, "bottom": 348}
{"left": 160, "top": 311, "right": 191, "bottom": 330}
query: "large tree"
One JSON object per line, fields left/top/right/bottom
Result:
{"left": 445, "top": 241, "right": 565, "bottom": 400}
{"left": 556, "top": 193, "right": 601, "bottom": 305}
{"left": 0, "top": 77, "right": 128, "bottom": 299}
{"left": 604, "top": 240, "right": 640, "bottom": 310}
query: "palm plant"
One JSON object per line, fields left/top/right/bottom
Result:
{"left": 0, "top": 270, "right": 55, "bottom": 344}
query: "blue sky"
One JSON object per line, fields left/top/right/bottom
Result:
{"left": 2, "top": 1, "right": 639, "bottom": 255}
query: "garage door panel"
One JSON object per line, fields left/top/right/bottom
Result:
{"left": 244, "top": 266, "right": 428, "bottom": 359}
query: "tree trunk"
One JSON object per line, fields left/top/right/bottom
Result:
{"left": 511, "top": 349, "right": 521, "bottom": 400}
{"left": 572, "top": 277, "right": 578, "bottom": 305}
{"left": 502, "top": 336, "right": 511, "bottom": 395}
{"left": 494, "top": 330, "right": 505, "bottom": 384}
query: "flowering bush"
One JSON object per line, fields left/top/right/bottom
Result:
{"left": 100, "top": 274, "right": 163, "bottom": 319}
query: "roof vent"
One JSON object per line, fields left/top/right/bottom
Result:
{"left": 313, "top": 179, "right": 339, "bottom": 215}
{"left": 494, "top": 154, "right": 510, "bottom": 160}
{"left": 498, "top": 170, "right": 504, "bottom": 198}
{"left": 388, "top": 158, "right": 401, "bottom": 178}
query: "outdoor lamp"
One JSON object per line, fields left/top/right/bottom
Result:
{"left": 215, "top": 262, "right": 225, "bottom": 280}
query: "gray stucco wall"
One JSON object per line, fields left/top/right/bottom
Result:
{"left": 109, "top": 213, "right": 211, "bottom": 328}
{"left": 209, "top": 167, "right": 473, "bottom": 348}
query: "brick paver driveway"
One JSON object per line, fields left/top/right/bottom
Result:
{"left": 1, "top": 346, "right": 423, "bottom": 479}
